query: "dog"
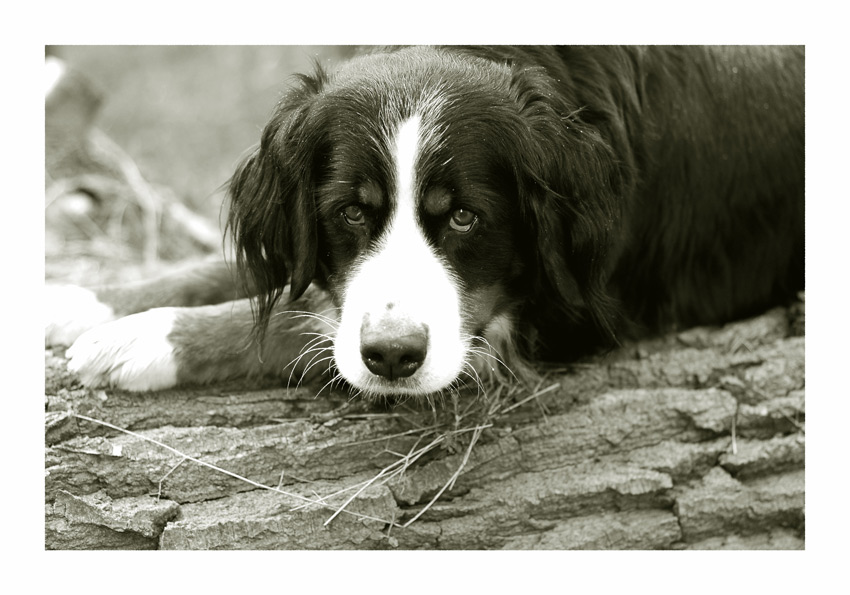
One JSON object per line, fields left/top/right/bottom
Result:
{"left": 45, "top": 46, "right": 805, "bottom": 400}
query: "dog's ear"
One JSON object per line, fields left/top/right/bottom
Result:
{"left": 510, "top": 62, "right": 636, "bottom": 351}
{"left": 227, "top": 70, "right": 328, "bottom": 334}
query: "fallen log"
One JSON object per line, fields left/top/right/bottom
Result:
{"left": 45, "top": 302, "right": 805, "bottom": 550}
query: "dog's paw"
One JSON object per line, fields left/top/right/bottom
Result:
{"left": 45, "top": 285, "right": 115, "bottom": 346}
{"left": 66, "top": 308, "right": 180, "bottom": 391}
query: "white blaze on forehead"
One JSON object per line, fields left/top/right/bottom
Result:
{"left": 394, "top": 114, "right": 422, "bottom": 206}
{"left": 333, "top": 114, "right": 468, "bottom": 396}
{"left": 376, "top": 113, "right": 427, "bottom": 254}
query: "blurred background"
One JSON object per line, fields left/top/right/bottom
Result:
{"left": 45, "top": 45, "right": 355, "bottom": 283}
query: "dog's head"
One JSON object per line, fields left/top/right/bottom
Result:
{"left": 228, "top": 46, "right": 626, "bottom": 398}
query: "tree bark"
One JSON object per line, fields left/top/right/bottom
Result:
{"left": 45, "top": 303, "right": 804, "bottom": 549}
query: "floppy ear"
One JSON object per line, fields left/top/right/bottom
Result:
{"left": 227, "top": 71, "right": 328, "bottom": 335}
{"left": 510, "top": 63, "right": 636, "bottom": 351}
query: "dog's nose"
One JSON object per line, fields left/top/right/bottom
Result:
{"left": 360, "top": 320, "right": 428, "bottom": 380}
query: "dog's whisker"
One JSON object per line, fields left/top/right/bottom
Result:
{"left": 300, "top": 331, "right": 336, "bottom": 341}
{"left": 467, "top": 347, "right": 512, "bottom": 378}
{"left": 315, "top": 371, "right": 346, "bottom": 399}
{"left": 468, "top": 334, "right": 511, "bottom": 364}
{"left": 298, "top": 333, "right": 335, "bottom": 353}
{"left": 278, "top": 306, "right": 342, "bottom": 317}
{"left": 274, "top": 310, "right": 340, "bottom": 328}
{"left": 283, "top": 341, "right": 330, "bottom": 373}
{"left": 459, "top": 363, "right": 486, "bottom": 397}
{"left": 288, "top": 341, "right": 328, "bottom": 366}
{"left": 284, "top": 337, "right": 335, "bottom": 388}
{"left": 466, "top": 337, "right": 520, "bottom": 383}
{"left": 346, "top": 384, "right": 363, "bottom": 402}
{"left": 285, "top": 355, "right": 311, "bottom": 389}
{"left": 291, "top": 353, "right": 329, "bottom": 389}
{"left": 301, "top": 354, "right": 336, "bottom": 383}
{"left": 465, "top": 364, "right": 486, "bottom": 391}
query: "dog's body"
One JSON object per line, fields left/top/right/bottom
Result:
{"left": 46, "top": 46, "right": 805, "bottom": 398}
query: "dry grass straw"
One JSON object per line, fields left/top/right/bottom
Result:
{"left": 304, "top": 374, "right": 559, "bottom": 527}
{"left": 73, "top": 375, "right": 559, "bottom": 531}
{"left": 73, "top": 413, "right": 396, "bottom": 527}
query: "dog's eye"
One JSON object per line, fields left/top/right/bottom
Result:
{"left": 449, "top": 208, "right": 477, "bottom": 233}
{"left": 342, "top": 204, "right": 366, "bottom": 226}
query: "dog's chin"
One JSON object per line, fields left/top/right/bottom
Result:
{"left": 343, "top": 373, "right": 478, "bottom": 407}
{"left": 335, "top": 356, "right": 468, "bottom": 401}
{"left": 351, "top": 378, "right": 454, "bottom": 402}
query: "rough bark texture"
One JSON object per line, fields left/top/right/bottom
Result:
{"left": 44, "top": 300, "right": 805, "bottom": 550}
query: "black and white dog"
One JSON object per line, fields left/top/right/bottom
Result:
{"left": 46, "top": 46, "right": 805, "bottom": 399}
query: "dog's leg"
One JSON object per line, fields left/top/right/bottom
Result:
{"left": 66, "top": 284, "right": 338, "bottom": 391}
{"left": 46, "top": 258, "right": 254, "bottom": 346}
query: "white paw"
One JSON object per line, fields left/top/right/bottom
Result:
{"left": 66, "top": 308, "right": 180, "bottom": 391}
{"left": 45, "top": 285, "right": 115, "bottom": 346}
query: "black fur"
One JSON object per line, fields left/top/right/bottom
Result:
{"left": 227, "top": 45, "right": 804, "bottom": 366}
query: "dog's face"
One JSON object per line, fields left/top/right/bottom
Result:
{"left": 321, "top": 108, "right": 525, "bottom": 396}
{"left": 229, "top": 47, "right": 623, "bottom": 398}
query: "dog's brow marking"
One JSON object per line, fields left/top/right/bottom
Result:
{"left": 393, "top": 114, "right": 422, "bottom": 213}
